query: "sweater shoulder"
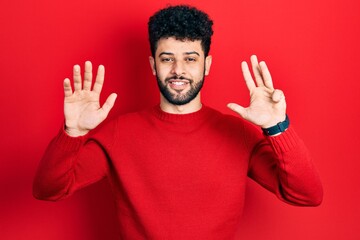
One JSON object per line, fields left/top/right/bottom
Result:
{"left": 206, "top": 107, "right": 264, "bottom": 148}
{"left": 207, "top": 107, "right": 258, "bottom": 133}
{"left": 88, "top": 110, "right": 146, "bottom": 145}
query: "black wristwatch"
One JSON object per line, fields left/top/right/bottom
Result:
{"left": 261, "top": 115, "right": 290, "bottom": 136}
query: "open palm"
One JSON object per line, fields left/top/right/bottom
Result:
{"left": 228, "top": 55, "right": 286, "bottom": 129}
{"left": 63, "top": 61, "right": 117, "bottom": 137}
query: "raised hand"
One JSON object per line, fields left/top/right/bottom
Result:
{"left": 227, "top": 55, "right": 286, "bottom": 129}
{"left": 63, "top": 61, "right": 117, "bottom": 137}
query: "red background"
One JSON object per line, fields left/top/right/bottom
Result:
{"left": 1, "top": 0, "right": 359, "bottom": 239}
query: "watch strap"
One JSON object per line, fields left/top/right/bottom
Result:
{"left": 262, "top": 115, "right": 290, "bottom": 136}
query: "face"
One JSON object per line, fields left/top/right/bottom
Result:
{"left": 149, "top": 37, "right": 212, "bottom": 106}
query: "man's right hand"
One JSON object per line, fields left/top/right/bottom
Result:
{"left": 63, "top": 61, "right": 117, "bottom": 137}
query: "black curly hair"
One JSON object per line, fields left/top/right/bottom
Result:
{"left": 148, "top": 5, "right": 214, "bottom": 57}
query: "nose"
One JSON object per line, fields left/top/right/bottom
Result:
{"left": 171, "top": 61, "right": 186, "bottom": 76}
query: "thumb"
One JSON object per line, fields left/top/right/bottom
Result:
{"left": 100, "top": 93, "right": 117, "bottom": 117}
{"left": 272, "top": 89, "right": 285, "bottom": 103}
{"left": 227, "top": 103, "right": 248, "bottom": 120}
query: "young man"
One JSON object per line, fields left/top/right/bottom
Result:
{"left": 33, "top": 5, "right": 323, "bottom": 239}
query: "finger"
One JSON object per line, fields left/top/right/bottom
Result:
{"left": 83, "top": 61, "right": 93, "bottom": 91}
{"left": 227, "top": 103, "right": 248, "bottom": 120}
{"left": 93, "top": 65, "right": 105, "bottom": 94}
{"left": 250, "top": 55, "right": 264, "bottom": 87}
{"left": 73, "top": 64, "right": 82, "bottom": 91}
{"left": 63, "top": 78, "right": 73, "bottom": 97}
{"left": 100, "top": 93, "right": 117, "bottom": 118}
{"left": 259, "top": 61, "right": 274, "bottom": 90}
{"left": 272, "top": 89, "right": 285, "bottom": 103}
{"left": 241, "top": 61, "right": 256, "bottom": 92}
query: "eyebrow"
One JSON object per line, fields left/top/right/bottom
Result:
{"left": 158, "top": 51, "right": 200, "bottom": 57}
{"left": 158, "top": 52, "right": 174, "bottom": 57}
{"left": 184, "top": 51, "right": 200, "bottom": 56}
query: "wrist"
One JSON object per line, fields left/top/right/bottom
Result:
{"left": 64, "top": 126, "right": 89, "bottom": 137}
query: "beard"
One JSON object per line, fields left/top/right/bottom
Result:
{"left": 156, "top": 73, "right": 205, "bottom": 106}
{"left": 156, "top": 75, "right": 204, "bottom": 105}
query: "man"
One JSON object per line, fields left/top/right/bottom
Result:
{"left": 33, "top": 5, "right": 323, "bottom": 239}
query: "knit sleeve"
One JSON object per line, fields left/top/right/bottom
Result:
{"left": 33, "top": 122, "right": 115, "bottom": 201}
{"left": 247, "top": 125, "right": 323, "bottom": 206}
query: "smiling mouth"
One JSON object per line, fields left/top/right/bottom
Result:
{"left": 168, "top": 80, "right": 189, "bottom": 85}
{"left": 167, "top": 80, "right": 189, "bottom": 91}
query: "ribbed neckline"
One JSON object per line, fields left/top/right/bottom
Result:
{"left": 151, "top": 104, "right": 212, "bottom": 124}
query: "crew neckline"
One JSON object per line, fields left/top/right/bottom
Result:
{"left": 151, "top": 104, "right": 212, "bottom": 124}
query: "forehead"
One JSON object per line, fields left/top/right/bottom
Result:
{"left": 156, "top": 37, "right": 203, "bottom": 56}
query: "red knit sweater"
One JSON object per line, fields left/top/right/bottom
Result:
{"left": 33, "top": 105, "right": 322, "bottom": 239}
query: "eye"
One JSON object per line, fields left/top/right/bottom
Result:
{"left": 186, "top": 57, "right": 196, "bottom": 62}
{"left": 161, "top": 58, "right": 174, "bottom": 63}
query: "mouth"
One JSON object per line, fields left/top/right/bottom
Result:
{"left": 167, "top": 78, "right": 191, "bottom": 91}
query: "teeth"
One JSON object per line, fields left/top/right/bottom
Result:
{"left": 172, "top": 81, "right": 186, "bottom": 86}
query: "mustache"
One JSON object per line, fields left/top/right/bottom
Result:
{"left": 165, "top": 75, "right": 193, "bottom": 83}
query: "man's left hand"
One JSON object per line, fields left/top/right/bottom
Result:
{"left": 227, "top": 55, "right": 286, "bottom": 128}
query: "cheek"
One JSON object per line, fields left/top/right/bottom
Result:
{"left": 154, "top": 67, "right": 168, "bottom": 81}
{"left": 188, "top": 65, "right": 205, "bottom": 79}
{"left": 156, "top": 64, "right": 173, "bottom": 78}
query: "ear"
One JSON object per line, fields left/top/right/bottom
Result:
{"left": 149, "top": 56, "right": 156, "bottom": 75}
{"left": 205, "top": 55, "right": 212, "bottom": 76}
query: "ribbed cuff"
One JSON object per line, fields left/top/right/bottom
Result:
{"left": 266, "top": 125, "right": 300, "bottom": 155}
{"left": 54, "top": 125, "right": 87, "bottom": 152}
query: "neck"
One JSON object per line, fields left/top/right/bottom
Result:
{"left": 160, "top": 94, "right": 202, "bottom": 114}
